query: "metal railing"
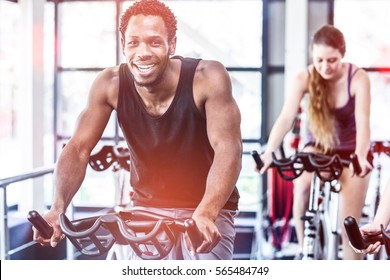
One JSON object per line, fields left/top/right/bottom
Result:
{"left": 0, "top": 166, "right": 55, "bottom": 260}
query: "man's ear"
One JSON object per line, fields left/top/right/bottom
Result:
{"left": 169, "top": 36, "right": 177, "bottom": 56}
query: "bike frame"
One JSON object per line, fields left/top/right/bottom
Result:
{"left": 302, "top": 176, "right": 341, "bottom": 260}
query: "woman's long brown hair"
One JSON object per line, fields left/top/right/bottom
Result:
{"left": 307, "top": 25, "right": 346, "bottom": 152}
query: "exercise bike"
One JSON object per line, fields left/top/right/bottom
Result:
{"left": 252, "top": 150, "right": 361, "bottom": 260}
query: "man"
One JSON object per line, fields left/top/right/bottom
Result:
{"left": 34, "top": 0, "right": 242, "bottom": 260}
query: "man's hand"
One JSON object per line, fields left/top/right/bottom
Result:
{"left": 185, "top": 215, "right": 221, "bottom": 256}
{"left": 32, "top": 209, "right": 65, "bottom": 248}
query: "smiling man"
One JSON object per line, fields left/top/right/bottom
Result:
{"left": 33, "top": 0, "right": 242, "bottom": 260}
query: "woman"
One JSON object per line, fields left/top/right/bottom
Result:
{"left": 259, "top": 24, "right": 372, "bottom": 259}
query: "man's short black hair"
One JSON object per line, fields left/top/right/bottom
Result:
{"left": 119, "top": 0, "right": 177, "bottom": 41}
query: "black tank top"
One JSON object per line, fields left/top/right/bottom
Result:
{"left": 117, "top": 56, "right": 239, "bottom": 210}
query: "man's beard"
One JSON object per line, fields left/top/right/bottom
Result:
{"left": 134, "top": 70, "right": 165, "bottom": 88}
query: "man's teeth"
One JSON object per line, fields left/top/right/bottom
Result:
{"left": 137, "top": 65, "right": 153, "bottom": 73}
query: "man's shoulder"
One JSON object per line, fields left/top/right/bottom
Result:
{"left": 94, "top": 65, "right": 121, "bottom": 89}
{"left": 197, "top": 59, "right": 225, "bottom": 69}
{"left": 173, "top": 56, "right": 225, "bottom": 73}
{"left": 194, "top": 59, "right": 227, "bottom": 81}
{"left": 100, "top": 65, "right": 121, "bottom": 80}
{"left": 192, "top": 59, "right": 231, "bottom": 102}
{"left": 91, "top": 65, "right": 121, "bottom": 108}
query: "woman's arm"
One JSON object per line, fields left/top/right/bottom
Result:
{"left": 372, "top": 179, "right": 390, "bottom": 229}
{"left": 259, "top": 70, "right": 308, "bottom": 173}
{"left": 352, "top": 68, "right": 372, "bottom": 176}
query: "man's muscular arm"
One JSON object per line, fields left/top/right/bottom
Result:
{"left": 34, "top": 68, "right": 118, "bottom": 247}
{"left": 189, "top": 60, "right": 242, "bottom": 254}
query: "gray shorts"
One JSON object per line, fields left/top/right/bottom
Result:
{"left": 124, "top": 207, "right": 237, "bottom": 260}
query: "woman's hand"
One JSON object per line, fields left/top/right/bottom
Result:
{"left": 259, "top": 151, "right": 273, "bottom": 175}
{"left": 350, "top": 223, "right": 382, "bottom": 254}
{"left": 351, "top": 153, "right": 372, "bottom": 177}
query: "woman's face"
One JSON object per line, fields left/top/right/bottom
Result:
{"left": 312, "top": 43, "right": 344, "bottom": 80}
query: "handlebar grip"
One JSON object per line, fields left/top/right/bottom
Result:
{"left": 350, "top": 154, "right": 361, "bottom": 175}
{"left": 344, "top": 216, "right": 368, "bottom": 250}
{"left": 184, "top": 219, "right": 203, "bottom": 248}
{"left": 27, "top": 210, "right": 53, "bottom": 239}
{"left": 251, "top": 150, "right": 264, "bottom": 170}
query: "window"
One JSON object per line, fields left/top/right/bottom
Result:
{"left": 0, "top": 1, "right": 24, "bottom": 205}
{"left": 0, "top": 1, "right": 21, "bottom": 172}
{"left": 335, "top": 0, "right": 390, "bottom": 141}
{"left": 0, "top": 0, "right": 56, "bottom": 207}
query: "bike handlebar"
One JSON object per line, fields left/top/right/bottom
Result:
{"left": 251, "top": 150, "right": 264, "bottom": 170}
{"left": 349, "top": 154, "right": 361, "bottom": 175}
{"left": 343, "top": 216, "right": 390, "bottom": 257}
{"left": 371, "top": 141, "right": 390, "bottom": 157}
{"left": 28, "top": 209, "right": 203, "bottom": 260}
{"left": 27, "top": 210, "right": 54, "bottom": 239}
{"left": 252, "top": 150, "right": 361, "bottom": 182}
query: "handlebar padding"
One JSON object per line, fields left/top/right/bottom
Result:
{"left": 27, "top": 210, "right": 53, "bottom": 239}
{"left": 344, "top": 216, "right": 368, "bottom": 250}
{"left": 184, "top": 219, "right": 203, "bottom": 248}
{"left": 350, "top": 154, "right": 361, "bottom": 175}
{"left": 251, "top": 150, "right": 264, "bottom": 170}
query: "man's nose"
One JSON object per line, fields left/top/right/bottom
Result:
{"left": 137, "top": 42, "right": 151, "bottom": 58}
